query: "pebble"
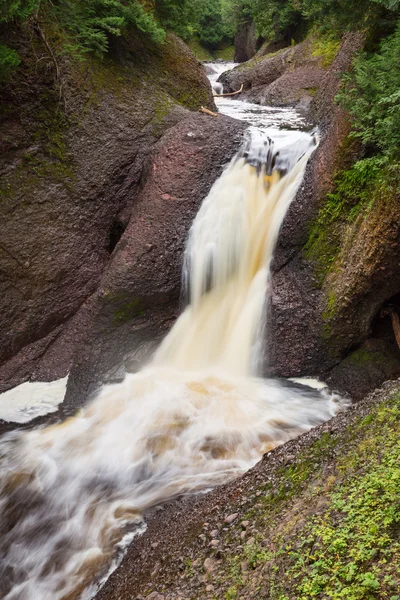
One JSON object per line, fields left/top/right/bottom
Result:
{"left": 206, "top": 585, "right": 215, "bottom": 592}
{"left": 209, "top": 539, "right": 220, "bottom": 547}
{"left": 240, "top": 531, "right": 246, "bottom": 540}
{"left": 210, "top": 529, "right": 219, "bottom": 538}
{"left": 241, "top": 520, "right": 249, "bottom": 529}
{"left": 246, "top": 537, "right": 255, "bottom": 546}
{"left": 224, "top": 513, "right": 239, "bottom": 524}
{"left": 203, "top": 558, "right": 216, "bottom": 573}
{"left": 199, "top": 534, "right": 207, "bottom": 542}
{"left": 146, "top": 593, "right": 165, "bottom": 600}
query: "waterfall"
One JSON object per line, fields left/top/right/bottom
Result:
{"left": 0, "top": 131, "right": 345, "bottom": 600}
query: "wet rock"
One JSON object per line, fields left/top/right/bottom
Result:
{"left": 220, "top": 38, "right": 325, "bottom": 111}
{"left": 62, "top": 114, "right": 245, "bottom": 413}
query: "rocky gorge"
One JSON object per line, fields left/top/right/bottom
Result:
{"left": 0, "top": 3, "right": 400, "bottom": 599}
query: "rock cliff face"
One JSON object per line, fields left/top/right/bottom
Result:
{"left": 234, "top": 19, "right": 257, "bottom": 63}
{"left": 265, "top": 31, "right": 400, "bottom": 396}
{"left": 0, "top": 27, "right": 222, "bottom": 395}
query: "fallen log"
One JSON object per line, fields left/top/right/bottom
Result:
{"left": 213, "top": 84, "right": 244, "bottom": 98}
{"left": 200, "top": 106, "right": 218, "bottom": 117}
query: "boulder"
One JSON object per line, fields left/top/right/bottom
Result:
{"left": 62, "top": 113, "right": 246, "bottom": 413}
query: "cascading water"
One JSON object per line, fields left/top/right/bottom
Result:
{"left": 0, "top": 73, "right": 347, "bottom": 600}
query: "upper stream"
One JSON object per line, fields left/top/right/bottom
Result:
{"left": 0, "top": 63, "right": 348, "bottom": 600}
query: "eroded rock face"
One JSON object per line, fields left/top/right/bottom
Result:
{"left": 267, "top": 33, "right": 374, "bottom": 381}
{"left": 0, "top": 28, "right": 214, "bottom": 393}
{"left": 234, "top": 19, "right": 257, "bottom": 63}
{"left": 266, "top": 31, "right": 400, "bottom": 396}
{"left": 62, "top": 114, "right": 246, "bottom": 413}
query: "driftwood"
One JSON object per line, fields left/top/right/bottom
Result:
{"left": 381, "top": 306, "right": 400, "bottom": 349}
{"left": 213, "top": 84, "right": 244, "bottom": 98}
{"left": 200, "top": 106, "right": 218, "bottom": 117}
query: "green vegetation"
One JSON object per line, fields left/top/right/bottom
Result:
{"left": 338, "top": 23, "right": 400, "bottom": 161}
{"left": 304, "top": 18, "right": 400, "bottom": 294}
{"left": 216, "top": 391, "right": 400, "bottom": 599}
{"left": 0, "top": 42, "right": 20, "bottom": 80}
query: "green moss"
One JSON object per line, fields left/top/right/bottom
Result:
{"left": 214, "top": 46, "right": 235, "bottom": 61}
{"left": 312, "top": 32, "right": 341, "bottom": 68}
{"left": 102, "top": 291, "right": 146, "bottom": 324}
{"left": 187, "top": 37, "right": 214, "bottom": 61}
{"left": 303, "top": 156, "right": 394, "bottom": 285}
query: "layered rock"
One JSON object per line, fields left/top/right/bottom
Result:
{"left": 234, "top": 18, "right": 257, "bottom": 62}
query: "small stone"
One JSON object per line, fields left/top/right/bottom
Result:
{"left": 146, "top": 593, "right": 165, "bottom": 600}
{"left": 199, "top": 534, "right": 207, "bottom": 542}
{"left": 240, "top": 531, "right": 246, "bottom": 540}
{"left": 161, "top": 193, "right": 171, "bottom": 200}
{"left": 210, "top": 529, "right": 219, "bottom": 538}
{"left": 246, "top": 537, "right": 255, "bottom": 546}
{"left": 209, "top": 539, "right": 220, "bottom": 547}
{"left": 241, "top": 521, "right": 249, "bottom": 529}
{"left": 224, "top": 513, "right": 239, "bottom": 525}
{"left": 206, "top": 585, "right": 215, "bottom": 592}
{"left": 151, "top": 542, "right": 159, "bottom": 549}
{"left": 203, "top": 558, "right": 216, "bottom": 573}
{"left": 241, "top": 560, "right": 249, "bottom": 572}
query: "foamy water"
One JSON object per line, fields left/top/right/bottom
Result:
{"left": 0, "top": 378, "right": 68, "bottom": 424}
{"left": 0, "top": 65, "right": 348, "bottom": 600}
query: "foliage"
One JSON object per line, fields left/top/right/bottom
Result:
{"left": 0, "top": 0, "right": 39, "bottom": 23}
{"left": 338, "top": 23, "right": 400, "bottom": 160}
{"left": 251, "top": 0, "right": 303, "bottom": 41}
{"left": 51, "top": 0, "right": 166, "bottom": 55}
{"left": 0, "top": 43, "right": 20, "bottom": 80}
{"left": 303, "top": 155, "right": 398, "bottom": 283}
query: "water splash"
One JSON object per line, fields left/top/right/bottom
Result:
{"left": 0, "top": 132, "right": 347, "bottom": 600}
